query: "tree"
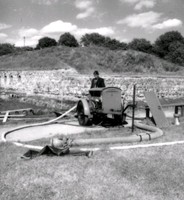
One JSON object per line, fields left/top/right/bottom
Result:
{"left": 128, "top": 38, "right": 152, "bottom": 53}
{"left": 58, "top": 32, "right": 79, "bottom": 47}
{"left": 0, "top": 43, "right": 15, "bottom": 56}
{"left": 153, "top": 31, "right": 184, "bottom": 58}
{"left": 165, "top": 41, "right": 184, "bottom": 65}
{"left": 104, "top": 37, "right": 127, "bottom": 50}
{"left": 80, "top": 33, "right": 106, "bottom": 47}
{"left": 36, "top": 37, "right": 57, "bottom": 49}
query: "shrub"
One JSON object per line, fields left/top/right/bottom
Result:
{"left": 0, "top": 43, "right": 15, "bottom": 56}
{"left": 58, "top": 32, "right": 79, "bottom": 47}
{"left": 128, "top": 38, "right": 152, "bottom": 53}
{"left": 153, "top": 31, "right": 184, "bottom": 58}
{"left": 166, "top": 41, "right": 184, "bottom": 65}
{"left": 36, "top": 37, "right": 57, "bottom": 49}
{"left": 104, "top": 37, "right": 127, "bottom": 50}
{"left": 80, "top": 33, "right": 106, "bottom": 47}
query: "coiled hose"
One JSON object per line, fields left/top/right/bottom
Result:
{"left": 1, "top": 104, "right": 164, "bottom": 151}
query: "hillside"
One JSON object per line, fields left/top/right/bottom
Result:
{"left": 0, "top": 46, "right": 183, "bottom": 75}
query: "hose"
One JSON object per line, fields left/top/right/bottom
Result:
{"left": 1, "top": 105, "right": 77, "bottom": 150}
{"left": 1, "top": 103, "right": 171, "bottom": 153}
{"left": 71, "top": 122, "right": 163, "bottom": 146}
{"left": 79, "top": 140, "right": 184, "bottom": 152}
{"left": 2, "top": 112, "right": 163, "bottom": 152}
{"left": 126, "top": 113, "right": 146, "bottom": 120}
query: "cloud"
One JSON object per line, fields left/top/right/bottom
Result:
{"left": 75, "top": 0, "right": 95, "bottom": 19}
{"left": 134, "top": 0, "right": 156, "bottom": 10}
{"left": 31, "top": 0, "right": 58, "bottom": 5}
{"left": 15, "top": 37, "right": 41, "bottom": 47}
{"left": 0, "top": 33, "right": 8, "bottom": 42}
{"left": 18, "top": 28, "right": 39, "bottom": 37}
{"left": 120, "top": 0, "right": 156, "bottom": 10}
{"left": 76, "top": 7, "right": 95, "bottom": 19}
{"left": 75, "top": 27, "right": 115, "bottom": 38}
{"left": 152, "top": 19, "right": 183, "bottom": 29}
{"left": 117, "top": 11, "right": 162, "bottom": 28}
{"left": 13, "top": 27, "right": 41, "bottom": 47}
{"left": 75, "top": 0, "right": 92, "bottom": 9}
{"left": 41, "top": 20, "right": 77, "bottom": 34}
{"left": 117, "top": 11, "right": 183, "bottom": 32}
{"left": 0, "top": 23, "right": 12, "bottom": 30}
{"left": 0, "top": 33, "right": 8, "bottom": 38}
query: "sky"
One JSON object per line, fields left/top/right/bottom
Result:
{"left": 0, "top": 0, "right": 184, "bottom": 47}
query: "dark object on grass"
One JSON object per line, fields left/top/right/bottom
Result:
{"left": 53, "top": 111, "right": 62, "bottom": 117}
{"left": 21, "top": 145, "right": 93, "bottom": 160}
{"left": 100, "top": 117, "right": 128, "bottom": 128}
{"left": 21, "top": 136, "right": 93, "bottom": 160}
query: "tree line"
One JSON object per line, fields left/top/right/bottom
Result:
{"left": 1, "top": 31, "right": 184, "bottom": 66}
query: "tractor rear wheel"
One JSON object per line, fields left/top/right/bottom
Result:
{"left": 77, "top": 101, "right": 91, "bottom": 126}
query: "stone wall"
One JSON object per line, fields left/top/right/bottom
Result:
{"left": 1, "top": 69, "right": 184, "bottom": 109}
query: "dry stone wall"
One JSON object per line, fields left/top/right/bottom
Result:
{"left": 0, "top": 69, "right": 184, "bottom": 109}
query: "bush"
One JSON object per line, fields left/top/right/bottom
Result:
{"left": 165, "top": 41, "right": 184, "bottom": 65}
{"left": 128, "top": 38, "right": 152, "bottom": 53}
{"left": 0, "top": 43, "right": 15, "bottom": 56}
{"left": 80, "top": 33, "right": 106, "bottom": 47}
{"left": 58, "top": 32, "right": 79, "bottom": 47}
{"left": 152, "top": 31, "right": 184, "bottom": 65}
{"left": 19, "top": 46, "right": 34, "bottom": 51}
{"left": 104, "top": 37, "right": 127, "bottom": 50}
{"left": 80, "top": 33, "right": 127, "bottom": 51}
{"left": 153, "top": 31, "right": 184, "bottom": 58}
{"left": 36, "top": 37, "right": 57, "bottom": 49}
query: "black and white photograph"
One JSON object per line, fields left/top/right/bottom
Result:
{"left": 1, "top": 0, "right": 184, "bottom": 199}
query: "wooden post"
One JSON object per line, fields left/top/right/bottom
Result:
{"left": 132, "top": 84, "right": 136, "bottom": 133}
{"left": 3, "top": 111, "right": 9, "bottom": 123}
{"left": 175, "top": 106, "right": 179, "bottom": 115}
{"left": 145, "top": 106, "right": 150, "bottom": 118}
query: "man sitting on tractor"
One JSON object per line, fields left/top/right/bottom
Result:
{"left": 91, "top": 71, "right": 105, "bottom": 88}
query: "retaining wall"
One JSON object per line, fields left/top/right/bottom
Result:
{"left": 0, "top": 70, "right": 184, "bottom": 109}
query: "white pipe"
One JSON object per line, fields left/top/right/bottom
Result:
{"left": 1, "top": 105, "right": 77, "bottom": 150}
{"left": 67, "top": 140, "right": 184, "bottom": 152}
{"left": 71, "top": 121, "right": 163, "bottom": 146}
{"left": 110, "top": 140, "right": 184, "bottom": 150}
{"left": 2, "top": 105, "right": 180, "bottom": 153}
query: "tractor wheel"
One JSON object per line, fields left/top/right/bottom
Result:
{"left": 77, "top": 101, "right": 91, "bottom": 126}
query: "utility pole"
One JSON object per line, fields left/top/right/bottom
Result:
{"left": 23, "top": 36, "right": 26, "bottom": 47}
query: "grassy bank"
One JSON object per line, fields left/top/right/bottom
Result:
{"left": 0, "top": 46, "right": 183, "bottom": 75}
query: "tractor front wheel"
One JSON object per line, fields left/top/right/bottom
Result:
{"left": 77, "top": 101, "right": 91, "bottom": 126}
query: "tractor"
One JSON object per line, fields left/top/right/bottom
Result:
{"left": 76, "top": 87, "right": 128, "bottom": 126}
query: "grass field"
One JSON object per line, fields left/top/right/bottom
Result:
{"left": 1, "top": 123, "right": 184, "bottom": 200}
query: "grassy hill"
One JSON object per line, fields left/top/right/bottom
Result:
{"left": 0, "top": 46, "right": 183, "bottom": 75}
